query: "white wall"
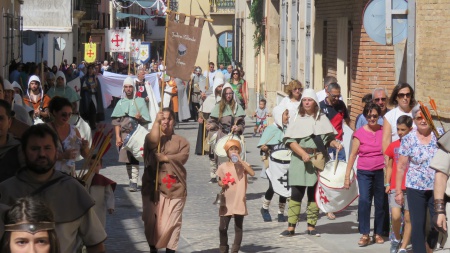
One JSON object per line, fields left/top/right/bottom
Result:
{"left": 22, "top": 32, "right": 73, "bottom": 66}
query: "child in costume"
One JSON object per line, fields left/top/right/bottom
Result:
{"left": 253, "top": 98, "right": 269, "bottom": 137}
{"left": 258, "top": 104, "right": 290, "bottom": 222}
{"left": 385, "top": 115, "right": 413, "bottom": 253}
{"left": 86, "top": 154, "right": 116, "bottom": 228}
{"left": 216, "top": 140, "right": 255, "bottom": 253}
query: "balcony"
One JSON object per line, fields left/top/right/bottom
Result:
{"left": 210, "top": 0, "right": 235, "bottom": 15}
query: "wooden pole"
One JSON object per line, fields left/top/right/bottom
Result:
{"left": 155, "top": 0, "right": 171, "bottom": 196}
{"left": 166, "top": 10, "right": 214, "bottom": 23}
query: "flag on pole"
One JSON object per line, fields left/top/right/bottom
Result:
{"left": 105, "top": 28, "right": 131, "bottom": 52}
{"left": 84, "top": 39, "right": 97, "bottom": 63}
{"left": 166, "top": 13, "right": 205, "bottom": 80}
{"left": 138, "top": 42, "right": 151, "bottom": 64}
{"left": 130, "top": 39, "right": 141, "bottom": 62}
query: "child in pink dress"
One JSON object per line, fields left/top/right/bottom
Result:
{"left": 216, "top": 140, "right": 255, "bottom": 253}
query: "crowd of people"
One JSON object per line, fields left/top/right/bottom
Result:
{"left": 1, "top": 56, "right": 450, "bottom": 253}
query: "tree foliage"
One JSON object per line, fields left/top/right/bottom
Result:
{"left": 249, "top": 0, "right": 265, "bottom": 56}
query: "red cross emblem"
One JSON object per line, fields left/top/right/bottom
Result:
{"left": 318, "top": 186, "right": 330, "bottom": 204}
{"left": 87, "top": 50, "right": 94, "bottom": 57}
{"left": 222, "top": 172, "right": 235, "bottom": 185}
{"left": 111, "top": 34, "right": 124, "bottom": 47}
{"left": 139, "top": 86, "right": 145, "bottom": 92}
{"left": 162, "top": 174, "right": 177, "bottom": 189}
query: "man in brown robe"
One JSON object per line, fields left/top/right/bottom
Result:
{"left": 142, "top": 108, "right": 189, "bottom": 253}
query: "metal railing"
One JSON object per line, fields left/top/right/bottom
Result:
{"left": 210, "top": 0, "right": 235, "bottom": 14}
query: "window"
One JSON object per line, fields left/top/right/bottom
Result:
{"left": 217, "top": 31, "right": 233, "bottom": 66}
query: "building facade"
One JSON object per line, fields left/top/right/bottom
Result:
{"left": 1, "top": 0, "right": 23, "bottom": 78}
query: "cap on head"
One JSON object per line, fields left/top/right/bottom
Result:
{"left": 224, "top": 139, "right": 241, "bottom": 154}
{"left": 123, "top": 76, "right": 134, "bottom": 87}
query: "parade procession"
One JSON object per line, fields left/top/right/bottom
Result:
{"left": 3, "top": 0, "right": 450, "bottom": 253}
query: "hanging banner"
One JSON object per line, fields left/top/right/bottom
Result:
{"left": 105, "top": 28, "right": 131, "bottom": 52}
{"left": 22, "top": 0, "right": 72, "bottom": 32}
{"left": 84, "top": 43, "right": 97, "bottom": 63}
{"left": 166, "top": 12, "right": 205, "bottom": 80}
{"left": 138, "top": 42, "right": 151, "bottom": 64}
{"left": 130, "top": 39, "right": 141, "bottom": 61}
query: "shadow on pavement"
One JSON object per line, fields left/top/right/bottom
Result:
{"left": 246, "top": 192, "right": 265, "bottom": 201}
{"left": 315, "top": 221, "right": 360, "bottom": 235}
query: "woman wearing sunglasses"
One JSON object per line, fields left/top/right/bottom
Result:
{"left": 227, "top": 69, "right": 247, "bottom": 109}
{"left": 394, "top": 105, "right": 443, "bottom": 253}
{"left": 278, "top": 80, "right": 303, "bottom": 122}
{"left": 47, "top": 96, "right": 89, "bottom": 176}
{"left": 382, "top": 83, "right": 417, "bottom": 153}
{"left": 344, "top": 103, "right": 385, "bottom": 246}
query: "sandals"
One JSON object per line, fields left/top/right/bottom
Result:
{"left": 374, "top": 234, "right": 384, "bottom": 244}
{"left": 358, "top": 235, "right": 371, "bottom": 247}
{"left": 326, "top": 212, "right": 336, "bottom": 220}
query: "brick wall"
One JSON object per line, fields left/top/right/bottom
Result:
{"left": 416, "top": 1, "right": 450, "bottom": 120}
{"left": 315, "top": 0, "right": 397, "bottom": 125}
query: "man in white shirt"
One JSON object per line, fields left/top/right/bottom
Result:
{"left": 203, "top": 62, "right": 216, "bottom": 93}
{"left": 316, "top": 76, "right": 338, "bottom": 102}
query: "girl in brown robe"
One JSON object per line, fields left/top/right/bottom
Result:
{"left": 216, "top": 140, "right": 255, "bottom": 253}
{"left": 142, "top": 108, "right": 190, "bottom": 253}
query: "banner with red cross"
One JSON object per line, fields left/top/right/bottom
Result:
{"left": 84, "top": 43, "right": 97, "bottom": 63}
{"left": 315, "top": 174, "right": 359, "bottom": 213}
{"left": 130, "top": 39, "right": 141, "bottom": 62}
{"left": 105, "top": 28, "right": 131, "bottom": 52}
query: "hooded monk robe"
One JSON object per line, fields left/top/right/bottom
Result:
{"left": 141, "top": 134, "right": 189, "bottom": 249}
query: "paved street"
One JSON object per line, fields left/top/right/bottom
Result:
{"left": 96, "top": 112, "right": 392, "bottom": 253}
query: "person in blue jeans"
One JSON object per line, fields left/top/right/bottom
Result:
{"left": 395, "top": 104, "right": 443, "bottom": 253}
{"left": 319, "top": 82, "right": 351, "bottom": 163}
{"left": 320, "top": 82, "right": 351, "bottom": 220}
{"left": 344, "top": 103, "right": 385, "bottom": 247}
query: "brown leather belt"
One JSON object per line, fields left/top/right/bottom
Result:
{"left": 302, "top": 147, "right": 318, "bottom": 154}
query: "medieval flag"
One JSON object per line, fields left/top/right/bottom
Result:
{"left": 166, "top": 12, "right": 205, "bottom": 80}
{"left": 84, "top": 43, "right": 96, "bottom": 63}
{"left": 138, "top": 42, "right": 151, "bottom": 64}
{"left": 130, "top": 39, "right": 141, "bottom": 62}
{"left": 105, "top": 28, "right": 131, "bottom": 52}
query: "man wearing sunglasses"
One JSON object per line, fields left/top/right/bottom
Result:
{"left": 320, "top": 82, "right": 351, "bottom": 161}
{"left": 355, "top": 88, "right": 390, "bottom": 130}
{"left": 316, "top": 76, "right": 341, "bottom": 102}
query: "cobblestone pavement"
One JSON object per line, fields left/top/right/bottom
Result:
{"left": 96, "top": 112, "right": 391, "bottom": 253}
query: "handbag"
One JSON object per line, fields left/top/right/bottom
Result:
{"left": 310, "top": 134, "right": 331, "bottom": 171}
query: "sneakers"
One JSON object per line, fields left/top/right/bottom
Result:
{"left": 390, "top": 240, "right": 400, "bottom": 253}
{"left": 397, "top": 249, "right": 407, "bottom": 253}
{"left": 129, "top": 182, "right": 138, "bottom": 192}
{"left": 306, "top": 229, "right": 321, "bottom": 237}
{"left": 260, "top": 207, "right": 272, "bottom": 222}
{"left": 279, "top": 229, "right": 295, "bottom": 237}
{"left": 209, "top": 178, "right": 218, "bottom": 184}
{"left": 277, "top": 213, "right": 286, "bottom": 222}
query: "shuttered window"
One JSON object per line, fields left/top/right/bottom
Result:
{"left": 280, "top": 0, "right": 288, "bottom": 85}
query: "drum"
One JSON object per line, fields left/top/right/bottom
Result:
{"left": 214, "top": 134, "right": 246, "bottom": 164}
{"left": 123, "top": 124, "right": 149, "bottom": 162}
{"left": 315, "top": 160, "right": 359, "bottom": 213}
{"left": 214, "top": 134, "right": 244, "bottom": 158}
{"left": 270, "top": 149, "right": 292, "bottom": 164}
{"left": 267, "top": 149, "right": 291, "bottom": 198}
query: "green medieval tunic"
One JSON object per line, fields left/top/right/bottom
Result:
{"left": 283, "top": 112, "right": 337, "bottom": 187}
